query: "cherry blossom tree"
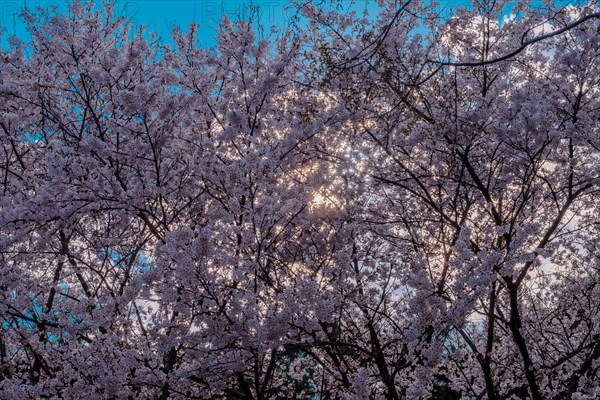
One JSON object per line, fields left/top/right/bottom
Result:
{"left": 295, "top": 0, "right": 600, "bottom": 398}
{"left": 0, "top": 0, "right": 599, "bottom": 399}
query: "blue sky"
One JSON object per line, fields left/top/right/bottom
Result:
{"left": 0, "top": 0, "right": 471, "bottom": 48}
{"left": 0, "top": 0, "right": 324, "bottom": 47}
